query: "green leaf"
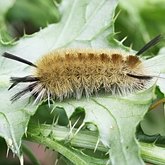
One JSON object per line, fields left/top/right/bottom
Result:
{"left": 0, "top": 86, "right": 36, "bottom": 158}
{"left": 0, "top": 0, "right": 118, "bottom": 160}
{"left": 31, "top": 135, "right": 107, "bottom": 165}
{"left": 27, "top": 124, "right": 165, "bottom": 165}
{"left": 54, "top": 87, "right": 154, "bottom": 165}
{"left": 1, "top": 0, "right": 165, "bottom": 164}
{"left": 140, "top": 47, "right": 165, "bottom": 137}
{"left": 143, "top": 47, "right": 165, "bottom": 94}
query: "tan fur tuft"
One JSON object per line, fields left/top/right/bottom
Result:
{"left": 33, "top": 48, "right": 149, "bottom": 100}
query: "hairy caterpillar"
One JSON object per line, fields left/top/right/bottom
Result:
{"left": 2, "top": 35, "right": 162, "bottom": 103}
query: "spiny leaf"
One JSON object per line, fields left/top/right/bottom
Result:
{"left": 0, "top": 85, "right": 36, "bottom": 157}
{"left": 1, "top": 0, "right": 165, "bottom": 164}
{"left": 0, "top": 0, "right": 118, "bottom": 161}
{"left": 54, "top": 87, "right": 154, "bottom": 165}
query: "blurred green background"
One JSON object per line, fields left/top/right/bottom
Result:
{"left": 0, "top": 0, "right": 60, "bottom": 41}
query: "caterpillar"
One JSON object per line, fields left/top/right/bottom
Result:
{"left": 2, "top": 35, "right": 162, "bottom": 103}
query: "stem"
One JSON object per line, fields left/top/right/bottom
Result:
{"left": 28, "top": 134, "right": 107, "bottom": 165}
{"left": 26, "top": 123, "right": 165, "bottom": 165}
{"left": 140, "top": 142, "right": 165, "bottom": 165}
{"left": 149, "top": 98, "right": 165, "bottom": 111}
{"left": 22, "top": 143, "right": 40, "bottom": 165}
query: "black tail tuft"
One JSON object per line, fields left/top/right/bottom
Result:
{"left": 8, "top": 76, "right": 39, "bottom": 90}
{"left": 136, "top": 34, "right": 163, "bottom": 56}
{"left": 2, "top": 52, "right": 37, "bottom": 67}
